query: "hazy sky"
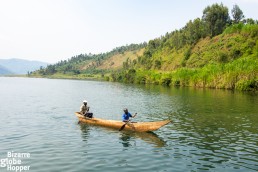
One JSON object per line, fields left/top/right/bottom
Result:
{"left": 0, "top": 0, "right": 258, "bottom": 63}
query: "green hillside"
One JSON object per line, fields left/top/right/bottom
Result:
{"left": 32, "top": 3, "right": 258, "bottom": 91}
{"left": 110, "top": 23, "right": 257, "bottom": 91}
{"left": 32, "top": 43, "right": 146, "bottom": 78}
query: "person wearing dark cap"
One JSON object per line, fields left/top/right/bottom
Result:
{"left": 122, "top": 108, "right": 133, "bottom": 122}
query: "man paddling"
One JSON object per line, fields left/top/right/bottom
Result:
{"left": 119, "top": 108, "right": 137, "bottom": 131}
{"left": 122, "top": 108, "right": 136, "bottom": 122}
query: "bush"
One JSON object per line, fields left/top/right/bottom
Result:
{"left": 160, "top": 75, "right": 172, "bottom": 86}
{"left": 223, "top": 23, "right": 244, "bottom": 34}
{"left": 236, "top": 79, "right": 257, "bottom": 91}
{"left": 104, "top": 76, "right": 110, "bottom": 81}
{"left": 230, "top": 48, "right": 242, "bottom": 59}
{"left": 184, "top": 47, "right": 191, "bottom": 61}
{"left": 154, "top": 60, "right": 162, "bottom": 69}
{"left": 134, "top": 70, "right": 147, "bottom": 84}
{"left": 218, "top": 52, "right": 228, "bottom": 62}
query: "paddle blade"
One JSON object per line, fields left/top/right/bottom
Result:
{"left": 119, "top": 123, "right": 126, "bottom": 131}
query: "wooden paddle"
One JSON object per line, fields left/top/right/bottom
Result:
{"left": 119, "top": 113, "right": 137, "bottom": 131}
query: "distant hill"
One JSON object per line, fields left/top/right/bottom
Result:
{"left": 0, "top": 58, "right": 48, "bottom": 75}
{"left": 0, "top": 64, "right": 13, "bottom": 75}
{"left": 32, "top": 43, "right": 146, "bottom": 76}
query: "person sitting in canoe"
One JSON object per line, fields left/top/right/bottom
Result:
{"left": 122, "top": 108, "right": 135, "bottom": 122}
{"left": 80, "top": 100, "right": 93, "bottom": 118}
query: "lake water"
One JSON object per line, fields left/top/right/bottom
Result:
{"left": 0, "top": 77, "right": 257, "bottom": 172}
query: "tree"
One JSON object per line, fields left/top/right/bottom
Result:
{"left": 123, "top": 58, "right": 130, "bottom": 69}
{"left": 184, "top": 18, "right": 207, "bottom": 44}
{"left": 243, "top": 18, "right": 256, "bottom": 25}
{"left": 45, "top": 65, "right": 56, "bottom": 75}
{"left": 231, "top": 4, "right": 244, "bottom": 24}
{"left": 202, "top": 3, "right": 230, "bottom": 37}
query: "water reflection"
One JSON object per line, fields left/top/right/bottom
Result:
{"left": 78, "top": 122, "right": 167, "bottom": 148}
{"left": 119, "top": 131, "right": 166, "bottom": 148}
{"left": 119, "top": 132, "right": 133, "bottom": 147}
{"left": 79, "top": 123, "right": 91, "bottom": 142}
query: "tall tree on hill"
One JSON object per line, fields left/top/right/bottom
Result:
{"left": 184, "top": 18, "right": 207, "bottom": 44}
{"left": 202, "top": 3, "right": 230, "bottom": 37}
{"left": 231, "top": 4, "right": 244, "bottom": 24}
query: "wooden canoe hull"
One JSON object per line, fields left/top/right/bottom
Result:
{"left": 75, "top": 112, "right": 171, "bottom": 132}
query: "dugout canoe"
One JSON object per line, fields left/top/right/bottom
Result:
{"left": 75, "top": 112, "right": 171, "bottom": 132}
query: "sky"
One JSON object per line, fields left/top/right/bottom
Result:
{"left": 0, "top": 0, "right": 258, "bottom": 63}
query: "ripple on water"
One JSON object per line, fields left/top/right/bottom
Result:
{"left": 1, "top": 78, "right": 258, "bottom": 172}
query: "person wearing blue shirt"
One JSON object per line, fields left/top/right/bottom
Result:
{"left": 122, "top": 108, "right": 132, "bottom": 122}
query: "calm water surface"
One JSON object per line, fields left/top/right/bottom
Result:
{"left": 0, "top": 77, "right": 257, "bottom": 172}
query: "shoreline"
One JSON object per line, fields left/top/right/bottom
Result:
{"left": 3, "top": 74, "right": 255, "bottom": 93}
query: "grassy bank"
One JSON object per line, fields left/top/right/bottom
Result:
{"left": 30, "top": 55, "right": 257, "bottom": 91}
{"left": 109, "top": 56, "right": 257, "bottom": 91}
{"left": 30, "top": 73, "right": 105, "bottom": 81}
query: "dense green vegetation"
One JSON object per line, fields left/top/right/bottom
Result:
{"left": 111, "top": 55, "right": 257, "bottom": 91}
{"left": 32, "top": 3, "right": 258, "bottom": 91}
